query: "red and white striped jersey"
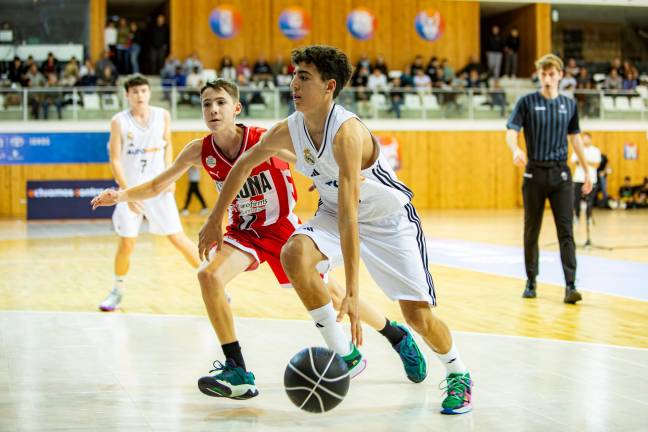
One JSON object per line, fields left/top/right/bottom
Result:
{"left": 200, "top": 125, "right": 299, "bottom": 231}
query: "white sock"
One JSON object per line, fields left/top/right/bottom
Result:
{"left": 308, "top": 302, "right": 353, "bottom": 357}
{"left": 436, "top": 342, "right": 468, "bottom": 375}
{"left": 113, "top": 275, "right": 125, "bottom": 293}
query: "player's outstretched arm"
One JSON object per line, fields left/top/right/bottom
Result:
{"left": 91, "top": 139, "right": 202, "bottom": 209}
{"left": 332, "top": 119, "right": 364, "bottom": 347}
{"left": 198, "top": 121, "right": 293, "bottom": 260}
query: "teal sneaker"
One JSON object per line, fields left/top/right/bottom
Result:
{"left": 440, "top": 372, "right": 473, "bottom": 414}
{"left": 391, "top": 322, "right": 427, "bottom": 383}
{"left": 197, "top": 359, "right": 259, "bottom": 400}
{"left": 341, "top": 343, "right": 367, "bottom": 379}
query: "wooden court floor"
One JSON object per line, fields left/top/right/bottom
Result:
{"left": 1, "top": 209, "right": 647, "bottom": 349}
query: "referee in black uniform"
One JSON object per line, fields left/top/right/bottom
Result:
{"left": 506, "top": 54, "right": 592, "bottom": 304}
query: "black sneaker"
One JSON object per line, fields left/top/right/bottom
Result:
{"left": 564, "top": 284, "right": 582, "bottom": 304}
{"left": 522, "top": 279, "right": 537, "bottom": 298}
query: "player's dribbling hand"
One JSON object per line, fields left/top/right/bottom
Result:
{"left": 513, "top": 148, "right": 527, "bottom": 167}
{"left": 90, "top": 189, "right": 121, "bottom": 210}
{"left": 337, "top": 295, "right": 363, "bottom": 347}
{"left": 198, "top": 215, "right": 223, "bottom": 261}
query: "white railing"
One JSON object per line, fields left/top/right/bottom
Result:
{"left": 0, "top": 86, "right": 645, "bottom": 121}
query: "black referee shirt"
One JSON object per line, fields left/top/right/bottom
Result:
{"left": 507, "top": 92, "right": 580, "bottom": 161}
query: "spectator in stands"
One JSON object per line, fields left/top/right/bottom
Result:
{"left": 60, "top": 56, "right": 80, "bottom": 86}
{"left": 116, "top": 17, "right": 130, "bottom": 74}
{"left": 183, "top": 51, "right": 203, "bottom": 75}
{"left": 576, "top": 67, "right": 596, "bottom": 118}
{"left": 623, "top": 69, "right": 639, "bottom": 91}
{"left": 367, "top": 67, "right": 388, "bottom": 93}
{"left": 97, "top": 65, "right": 117, "bottom": 86}
{"left": 413, "top": 68, "right": 432, "bottom": 92}
{"left": 8, "top": 56, "right": 24, "bottom": 85}
{"left": 219, "top": 56, "right": 237, "bottom": 81}
{"left": 388, "top": 76, "right": 405, "bottom": 118}
{"left": 186, "top": 66, "right": 204, "bottom": 106}
{"left": 236, "top": 57, "right": 252, "bottom": 82}
{"left": 23, "top": 56, "right": 36, "bottom": 75}
{"left": 426, "top": 56, "right": 440, "bottom": 81}
{"left": 459, "top": 54, "right": 485, "bottom": 79}
{"left": 622, "top": 60, "right": 634, "bottom": 79}
{"left": 252, "top": 56, "right": 272, "bottom": 81}
{"left": 441, "top": 58, "right": 455, "bottom": 82}
{"left": 604, "top": 68, "right": 623, "bottom": 93}
{"left": 42, "top": 73, "right": 64, "bottom": 120}
{"left": 78, "top": 59, "right": 97, "bottom": 86}
{"left": 565, "top": 58, "right": 580, "bottom": 78}
{"left": 41, "top": 52, "right": 59, "bottom": 77}
{"left": 160, "top": 55, "right": 180, "bottom": 79}
{"left": 559, "top": 70, "right": 577, "bottom": 98}
{"left": 149, "top": 14, "right": 169, "bottom": 74}
{"left": 373, "top": 55, "right": 389, "bottom": 76}
{"left": 168, "top": 65, "right": 186, "bottom": 87}
{"left": 24, "top": 63, "right": 46, "bottom": 119}
{"left": 96, "top": 50, "right": 118, "bottom": 82}
{"left": 236, "top": 73, "right": 250, "bottom": 116}
{"left": 503, "top": 27, "right": 520, "bottom": 78}
{"left": 104, "top": 20, "right": 117, "bottom": 54}
{"left": 410, "top": 55, "right": 425, "bottom": 75}
{"left": 129, "top": 21, "right": 142, "bottom": 74}
{"left": 486, "top": 25, "right": 504, "bottom": 78}
{"left": 400, "top": 65, "right": 414, "bottom": 87}
{"left": 356, "top": 53, "right": 371, "bottom": 71}
{"left": 350, "top": 65, "right": 370, "bottom": 105}
{"left": 464, "top": 69, "right": 485, "bottom": 92}
{"left": 609, "top": 57, "right": 623, "bottom": 77}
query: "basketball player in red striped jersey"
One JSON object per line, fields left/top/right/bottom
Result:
{"left": 91, "top": 79, "right": 427, "bottom": 401}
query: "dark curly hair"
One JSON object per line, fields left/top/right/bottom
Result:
{"left": 291, "top": 45, "right": 353, "bottom": 99}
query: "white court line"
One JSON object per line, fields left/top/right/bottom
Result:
{"left": 3, "top": 309, "right": 646, "bottom": 352}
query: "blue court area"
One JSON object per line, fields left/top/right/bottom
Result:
{"left": 427, "top": 237, "right": 648, "bottom": 301}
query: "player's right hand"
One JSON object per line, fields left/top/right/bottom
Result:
{"left": 513, "top": 148, "right": 527, "bottom": 167}
{"left": 91, "top": 189, "right": 121, "bottom": 210}
{"left": 128, "top": 201, "right": 145, "bottom": 214}
{"left": 198, "top": 215, "right": 223, "bottom": 261}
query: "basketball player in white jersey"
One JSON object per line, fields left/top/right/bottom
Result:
{"left": 98, "top": 74, "right": 200, "bottom": 311}
{"left": 201, "top": 46, "right": 473, "bottom": 414}
{"left": 92, "top": 79, "right": 427, "bottom": 400}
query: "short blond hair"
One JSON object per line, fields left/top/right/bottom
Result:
{"left": 535, "top": 54, "right": 564, "bottom": 72}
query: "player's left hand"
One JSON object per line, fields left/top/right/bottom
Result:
{"left": 91, "top": 189, "right": 121, "bottom": 210}
{"left": 582, "top": 175, "right": 593, "bottom": 195}
{"left": 337, "top": 294, "right": 363, "bottom": 347}
{"left": 198, "top": 214, "right": 223, "bottom": 261}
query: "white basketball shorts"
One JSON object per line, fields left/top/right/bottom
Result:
{"left": 292, "top": 203, "right": 436, "bottom": 305}
{"left": 112, "top": 192, "right": 183, "bottom": 238}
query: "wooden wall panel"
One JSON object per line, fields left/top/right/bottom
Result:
{"left": 89, "top": 0, "right": 107, "bottom": 62}
{"left": 169, "top": 0, "right": 480, "bottom": 73}
{"left": 2, "top": 129, "right": 645, "bottom": 217}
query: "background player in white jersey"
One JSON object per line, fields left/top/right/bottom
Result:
{"left": 99, "top": 74, "right": 200, "bottom": 311}
{"left": 201, "top": 46, "right": 473, "bottom": 415}
{"left": 92, "top": 79, "right": 427, "bottom": 400}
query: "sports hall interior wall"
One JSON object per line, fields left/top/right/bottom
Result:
{"left": 167, "top": 0, "right": 481, "bottom": 73}
{"left": 1, "top": 130, "right": 645, "bottom": 217}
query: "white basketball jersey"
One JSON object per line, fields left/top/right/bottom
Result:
{"left": 287, "top": 103, "right": 411, "bottom": 221}
{"left": 115, "top": 106, "right": 167, "bottom": 186}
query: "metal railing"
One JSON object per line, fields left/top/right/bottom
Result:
{"left": 0, "top": 85, "right": 645, "bottom": 121}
